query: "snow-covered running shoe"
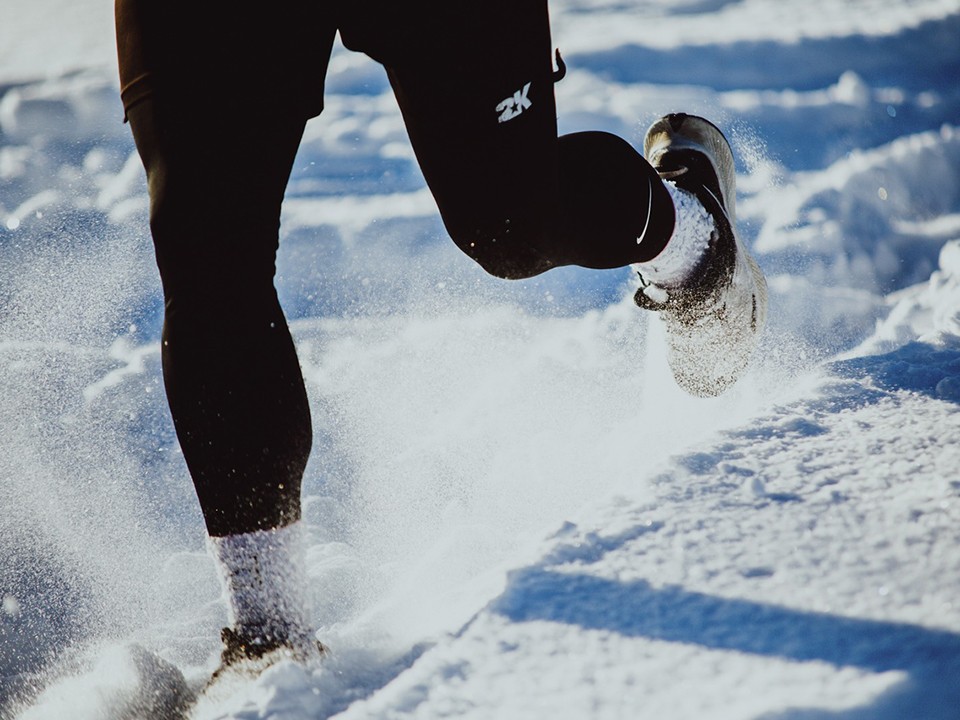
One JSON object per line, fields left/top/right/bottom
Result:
{"left": 211, "top": 626, "right": 326, "bottom": 681}
{"left": 207, "top": 522, "right": 326, "bottom": 681}
{"left": 633, "top": 113, "right": 768, "bottom": 397}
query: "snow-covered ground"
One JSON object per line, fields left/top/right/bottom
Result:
{"left": 2, "top": 0, "right": 960, "bottom": 718}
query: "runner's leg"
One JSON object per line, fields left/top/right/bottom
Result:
{"left": 115, "top": 0, "right": 334, "bottom": 536}
{"left": 341, "top": 0, "right": 675, "bottom": 279}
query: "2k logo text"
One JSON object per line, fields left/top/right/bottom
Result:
{"left": 496, "top": 82, "right": 532, "bottom": 123}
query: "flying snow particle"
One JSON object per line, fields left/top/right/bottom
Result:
{"left": 2, "top": 595, "right": 21, "bottom": 617}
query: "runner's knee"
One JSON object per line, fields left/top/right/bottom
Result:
{"left": 445, "top": 215, "right": 556, "bottom": 280}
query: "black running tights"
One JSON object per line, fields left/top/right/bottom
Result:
{"left": 116, "top": 0, "right": 674, "bottom": 536}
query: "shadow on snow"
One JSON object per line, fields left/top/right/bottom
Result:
{"left": 829, "top": 341, "right": 960, "bottom": 405}
{"left": 493, "top": 568, "right": 960, "bottom": 719}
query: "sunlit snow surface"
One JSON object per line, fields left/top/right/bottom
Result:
{"left": 2, "top": 1, "right": 960, "bottom": 718}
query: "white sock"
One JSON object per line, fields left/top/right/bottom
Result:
{"left": 208, "top": 521, "right": 312, "bottom": 642}
{"left": 634, "top": 181, "right": 715, "bottom": 287}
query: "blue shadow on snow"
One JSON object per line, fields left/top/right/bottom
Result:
{"left": 828, "top": 341, "right": 960, "bottom": 405}
{"left": 493, "top": 568, "right": 960, "bottom": 717}
{"left": 494, "top": 569, "right": 960, "bottom": 675}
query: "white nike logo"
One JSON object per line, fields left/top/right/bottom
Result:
{"left": 636, "top": 175, "right": 653, "bottom": 244}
